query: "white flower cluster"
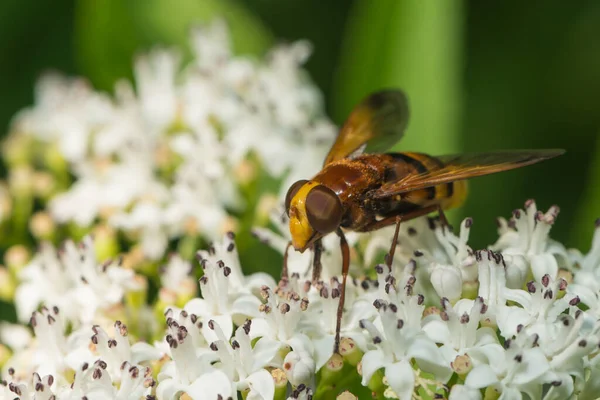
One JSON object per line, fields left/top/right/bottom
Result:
{"left": 5, "top": 19, "right": 335, "bottom": 259}
{"left": 3, "top": 200, "right": 600, "bottom": 400}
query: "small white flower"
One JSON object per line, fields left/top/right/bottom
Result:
{"left": 111, "top": 201, "right": 169, "bottom": 260}
{"left": 134, "top": 48, "right": 180, "bottom": 132}
{"left": 14, "top": 236, "right": 140, "bottom": 325}
{"left": 2, "top": 307, "right": 90, "bottom": 384}
{"left": 423, "top": 297, "right": 500, "bottom": 367}
{"left": 181, "top": 234, "right": 273, "bottom": 342}
{"left": 0, "top": 322, "right": 32, "bottom": 351}
{"left": 307, "top": 278, "right": 375, "bottom": 369}
{"left": 1, "top": 372, "right": 56, "bottom": 400}
{"left": 208, "top": 319, "right": 279, "bottom": 399}
{"left": 366, "top": 217, "right": 476, "bottom": 303}
{"left": 570, "top": 219, "right": 600, "bottom": 293}
{"left": 9, "top": 19, "right": 334, "bottom": 261}
{"left": 491, "top": 200, "right": 571, "bottom": 286}
{"left": 190, "top": 19, "right": 232, "bottom": 72}
{"left": 157, "top": 314, "right": 235, "bottom": 400}
{"left": 90, "top": 321, "right": 162, "bottom": 380}
{"left": 62, "top": 359, "right": 155, "bottom": 400}
{"left": 282, "top": 335, "right": 316, "bottom": 387}
{"left": 251, "top": 286, "right": 313, "bottom": 345}
{"left": 448, "top": 384, "right": 482, "bottom": 400}
{"left": 159, "top": 254, "right": 197, "bottom": 302}
{"left": 474, "top": 250, "right": 510, "bottom": 328}
{"left": 464, "top": 335, "right": 550, "bottom": 400}
{"left": 250, "top": 285, "right": 319, "bottom": 385}
{"left": 12, "top": 73, "right": 113, "bottom": 163}
{"left": 359, "top": 290, "right": 451, "bottom": 400}
{"left": 497, "top": 273, "right": 573, "bottom": 339}
{"left": 195, "top": 232, "right": 276, "bottom": 293}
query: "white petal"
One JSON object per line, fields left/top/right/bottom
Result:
{"left": 201, "top": 315, "right": 233, "bottom": 343}
{"left": 385, "top": 360, "right": 415, "bottom": 400}
{"left": 465, "top": 365, "right": 499, "bottom": 389}
{"left": 430, "top": 264, "right": 463, "bottom": 302}
{"left": 512, "top": 348, "right": 549, "bottom": 385}
{"left": 0, "top": 323, "right": 32, "bottom": 350}
{"left": 130, "top": 342, "right": 163, "bottom": 364}
{"left": 468, "top": 343, "right": 505, "bottom": 368}
{"left": 252, "top": 337, "right": 283, "bottom": 370}
{"left": 541, "top": 373, "right": 573, "bottom": 400}
{"left": 496, "top": 305, "right": 531, "bottom": 338}
{"left": 245, "top": 369, "right": 275, "bottom": 400}
{"left": 283, "top": 349, "right": 314, "bottom": 386}
{"left": 182, "top": 298, "right": 211, "bottom": 316}
{"left": 312, "top": 335, "right": 335, "bottom": 371}
{"left": 231, "top": 294, "right": 262, "bottom": 319}
{"left": 245, "top": 272, "right": 277, "bottom": 292}
{"left": 187, "top": 369, "right": 234, "bottom": 400}
{"left": 474, "top": 327, "right": 499, "bottom": 347}
{"left": 439, "top": 344, "right": 459, "bottom": 365}
{"left": 530, "top": 254, "right": 558, "bottom": 282}
{"left": 407, "top": 336, "right": 451, "bottom": 381}
{"left": 499, "top": 387, "right": 524, "bottom": 400}
{"left": 449, "top": 384, "right": 482, "bottom": 400}
{"left": 246, "top": 317, "right": 272, "bottom": 339}
{"left": 156, "top": 378, "right": 186, "bottom": 400}
{"left": 360, "top": 349, "right": 386, "bottom": 386}
{"left": 422, "top": 318, "right": 451, "bottom": 344}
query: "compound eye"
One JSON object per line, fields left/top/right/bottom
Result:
{"left": 285, "top": 180, "right": 309, "bottom": 216}
{"left": 305, "top": 185, "right": 343, "bottom": 234}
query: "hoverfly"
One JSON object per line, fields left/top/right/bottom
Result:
{"left": 284, "top": 89, "right": 564, "bottom": 353}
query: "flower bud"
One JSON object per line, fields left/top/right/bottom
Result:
{"left": 4, "top": 245, "right": 30, "bottom": 274}
{"left": 272, "top": 368, "right": 288, "bottom": 400}
{"left": 0, "top": 344, "right": 11, "bottom": 369}
{"left": 503, "top": 254, "right": 529, "bottom": 289}
{"left": 8, "top": 166, "right": 35, "bottom": 197}
{"left": 461, "top": 279, "right": 479, "bottom": 300}
{"left": 92, "top": 224, "right": 120, "bottom": 260}
{"left": 339, "top": 337, "right": 362, "bottom": 366}
{"left": 32, "top": 171, "right": 56, "bottom": 199}
{"left": 451, "top": 354, "right": 473, "bottom": 377}
{"left": 283, "top": 350, "right": 315, "bottom": 387}
{"left": 430, "top": 263, "right": 463, "bottom": 303}
{"left": 319, "top": 353, "right": 344, "bottom": 387}
{"left": 29, "top": 211, "right": 56, "bottom": 241}
{"left": 337, "top": 391, "right": 358, "bottom": 400}
{"left": 483, "top": 385, "right": 501, "bottom": 400}
{"left": 0, "top": 266, "right": 15, "bottom": 301}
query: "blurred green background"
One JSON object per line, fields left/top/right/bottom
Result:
{"left": 1, "top": 0, "right": 599, "bottom": 250}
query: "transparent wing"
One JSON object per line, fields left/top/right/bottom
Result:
{"left": 370, "top": 149, "right": 565, "bottom": 199}
{"left": 324, "top": 89, "right": 409, "bottom": 166}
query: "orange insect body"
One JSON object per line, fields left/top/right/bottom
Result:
{"left": 283, "top": 89, "right": 564, "bottom": 353}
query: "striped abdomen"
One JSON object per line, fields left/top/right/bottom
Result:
{"left": 381, "top": 152, "right": 468, "bottom": 210}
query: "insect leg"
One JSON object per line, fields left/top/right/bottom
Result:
{"left": 437, "top": 206, "right": 452, "bottom": 233}
{"left": 438, "top": 207, "right": 449, "bottom": 226}
{"left": 311, "top": 238, "right": 323, "bottom": 285}
{"left": 334, "top": 228, "right": 350, "bottom": 354}
{"left": 281, "top": 241, "right": 292, "bottom": 280}
{"left": 385, "top": 216, "right": 402, "bottom": 272}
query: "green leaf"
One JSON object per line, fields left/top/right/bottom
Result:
{"left": 333, "top": 0, "right": 464, "bottom": 155}
{"left": 74, "top": 0, "right": 273, "bottom": 91}
{"left": 573, "top": 134, "right": 600, "bottom": 248}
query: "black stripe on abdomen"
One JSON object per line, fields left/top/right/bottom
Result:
{"left": 428, "top": 156, "right": 454, "bottom": 198}
{"left": 390, "top": 153, "right": 436, "bottom": 200}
